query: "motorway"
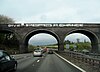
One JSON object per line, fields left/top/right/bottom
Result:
{"left": 15, "top": 53, "right": 81, "bottom": 72}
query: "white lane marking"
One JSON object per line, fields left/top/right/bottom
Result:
{"left": 37, "top": 60, "right": 40, "bottom": 63}
{"left": 54, "top": 52, "right": 86, "bottom": 72}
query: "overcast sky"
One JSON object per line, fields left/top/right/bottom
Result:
{"left": 29, "top": 33, "right": 57, "bottom": 46}
{"left": 0, "top": 0, "right": 100, "bottom": 23}
{"left": 0, "top": 0, "right": 99, "bottom": 45}
{"left": 29, "top": 33, "right": 90, "bottom": 46}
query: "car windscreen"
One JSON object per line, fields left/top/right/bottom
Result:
{"left": 35, "top": 50, "right": 41, "bottom": 52}
{"left": 0, "top": 52, "right": 3, "bottom": 57}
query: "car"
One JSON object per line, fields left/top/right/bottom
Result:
{"left": 47, "top": 49, "right": 53, "bottom": 54}
{"left": 0, "top": 50, "right": 17, "bottom": 72}
{"left": 34, "top": 47, "right": 44, "bottom": 53}
{"left": 33, "top": 50, "right": 42, "bottom": 57}
{"left": 82, "top": 49, "right": 89, "bottom": 55}
{"left": 43, "top": 47, "right": 47, "bottom": 53}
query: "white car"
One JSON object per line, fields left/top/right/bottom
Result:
{"left": 33, "top": 50, "right": 42, "bottom": 57}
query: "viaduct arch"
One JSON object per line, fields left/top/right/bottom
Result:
{"left": 65, "top": 29, "right": 99, "bottom": 53}
{"left": 22, "top": 29, "right": 60, "bottom": 53}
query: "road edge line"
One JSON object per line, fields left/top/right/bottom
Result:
{"left": 54, "top": 52, "right": 86, "bottom": 72}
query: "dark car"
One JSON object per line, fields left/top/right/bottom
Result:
{"left": 0, "top": 50, "right": 17, "bottom": 72}
{"left": 48, "top": 49, "right": 53, "bottom": 54}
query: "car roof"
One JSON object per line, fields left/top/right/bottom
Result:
{"left": 0, "top": 50, "right": 7, "bottom": 53}
{"left": 34, "top": 50, "right": 41, "bottom": 51}
{"left": 0, "top": 50, "right": 4, "bottom": 52}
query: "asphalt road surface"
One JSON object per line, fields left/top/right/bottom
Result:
{"left": 16, "top": 53, "right": 81, "bottom": 72}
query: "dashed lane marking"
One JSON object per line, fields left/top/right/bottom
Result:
{"left": 37, "top": 60, "right": 40, "bottom": 63}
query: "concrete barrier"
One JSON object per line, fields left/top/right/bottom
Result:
{"left": 54, "top": 52, "right": 86, "bottom": 72}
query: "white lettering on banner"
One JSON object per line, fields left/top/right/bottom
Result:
{"left": 8, "top": 23, "right": 83, "bottom": 27}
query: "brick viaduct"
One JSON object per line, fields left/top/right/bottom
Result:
{"left": 0, "top": 23, "right": 100, "bottom": 53}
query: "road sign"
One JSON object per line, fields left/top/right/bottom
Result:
{"left": 73, "top": 45, "right": 77, "bottom": 49}
{"left": 66, "top": 44, "right": 69, "bottom": 49}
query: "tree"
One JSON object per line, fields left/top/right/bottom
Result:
{"left": 64, "top": 40, "right": 71, "bottom": 44}
{"left": 76, "top": 42, "right": 91, "bottom": 51}
{"left": 0, "top": 15, "right": 19, "bottom": 54}
{"left": 0, "top": 15, "right": 14, "bottom": 24}
{"left": 77, "top": 38, "right": 80, "bottom": 43}
{"left": 0, "top": 15, "right": 15, "bottom": 47}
